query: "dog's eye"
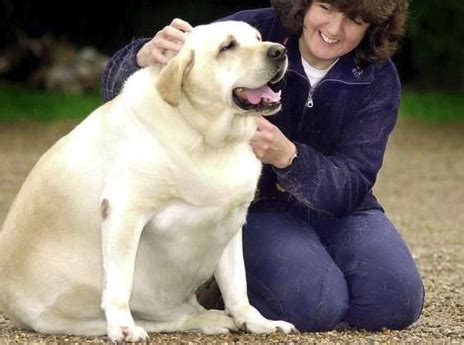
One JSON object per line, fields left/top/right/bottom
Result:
{"left": 220, "top": 40, "right": 237, "bottom": 53}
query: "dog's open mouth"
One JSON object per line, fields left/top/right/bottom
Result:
{"left": 233, "top": 84, "right": 281, "bottom": 112}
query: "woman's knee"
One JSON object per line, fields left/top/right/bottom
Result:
{"left": 390, "top": 274, "right": 425, "bottom": 330}
{"left": 317, "top": 209, "right": 425, "bottom": 331}
{"left": 247, "top": 262, "right": 349, "bottom": 332}
{"left": 308, "top": 263, "right": 350, "bottom": 331}
{"left": 243, "top": 211, "right": 350, "bottom": 332}
{"left": 345, "top": 262, "right": 424, "bottom": 331}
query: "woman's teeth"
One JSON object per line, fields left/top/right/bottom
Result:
{"left": 320, "top": 31, "right": 339, "bottom": 44}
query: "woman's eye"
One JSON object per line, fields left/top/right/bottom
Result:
{"left": 319, "top": 3, "right": 331, "bottom": 11}
{"left": 220, "top": 40, "right": 237, "bottom": 53}
{"left": 349, "top": 17, "right": 364, "bottom": 26}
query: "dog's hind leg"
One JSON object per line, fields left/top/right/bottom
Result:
{"left": 26, "top": 302, "right": 106, "bottom": 336}
{"left": 30, "top": 315, "right": 107, "bottom": 336}
{"left": 136, "top": 309, "right": 239, "bottom": 335}
{"left": 10, "top": 285, "right": 107, "bottom": 336}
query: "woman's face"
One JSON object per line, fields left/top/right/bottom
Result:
{"left": 300, "top": 1, "right": 370, "bottom": 69}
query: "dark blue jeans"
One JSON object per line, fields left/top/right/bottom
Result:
{"left": 243, "top": 209, "right": 424, "bottom": 332}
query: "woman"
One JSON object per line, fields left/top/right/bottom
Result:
{"left": 101, "top": 0, "right": 424, "bottom": 332}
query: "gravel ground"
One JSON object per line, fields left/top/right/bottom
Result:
{"left": 0, "top": 118, "right": 463, "bottom": 343}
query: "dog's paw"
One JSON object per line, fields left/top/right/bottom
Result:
{"left": 191, "top": 309, "right": 239, "bottom": 334}
{"left": 107, "top": 323, "right": 148, "bottom": 343}
{"left": 233, "top": 304, "right": 298, "bottom": 334}
{"left": 240, "top": 318, "right": 297, "bottom": 334}
{"left": 268, "top": 320, "right": 299, "bottom": 334}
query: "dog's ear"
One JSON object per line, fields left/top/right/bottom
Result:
{"left": 156, "top": 48, "right": 194, "bottom": 107}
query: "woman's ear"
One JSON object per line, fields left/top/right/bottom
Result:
{"left": 156, "top": 48, "right": 195, "bottom": 107}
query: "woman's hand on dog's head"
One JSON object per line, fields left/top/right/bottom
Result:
{"left": 137, "top": 18, "right": 193, "bottom": 67}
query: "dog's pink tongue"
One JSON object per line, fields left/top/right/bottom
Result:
{"left": 243, "top": 85, "right": 281, "bottom": 104}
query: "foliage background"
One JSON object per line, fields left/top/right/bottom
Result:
{"left": 405, "top": 0, "right": 464, "bottom": 88}
{"left": 0, "top": 1, "right": 463, "bottom": 122}
{"left": 1, "top": 0, "right": 463, "bottom": 89}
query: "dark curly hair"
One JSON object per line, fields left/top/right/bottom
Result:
{"left": 271, "top": 0, "right": 409, "bottom": 66}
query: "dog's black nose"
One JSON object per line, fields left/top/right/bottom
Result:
{"left": 267, "top": 44, "right": 287, "bottom": 61}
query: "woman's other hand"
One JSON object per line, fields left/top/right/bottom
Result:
{"left": 251, "top": 116, "right": 297, "bottom": 169}
{"left": 136, "top": 18, "right": 193, "bottom": 67}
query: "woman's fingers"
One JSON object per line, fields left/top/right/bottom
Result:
{"left": 137, "top": 18, "right": 192, "bottom": 67}
{"left": 170, "top": 18, "right": 193, "bottom": 33}
{"left": 159, "top": 25, "right": 189, "bottom": 44}
{"left": 154, "top": 34, "right": 183, "bottom": 52}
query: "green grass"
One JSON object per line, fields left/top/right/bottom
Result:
{"left": 400, "top": 90, "right": 464, "bottom": 122}
{"left": 0, "top": 84, "right": 102, "bottom": 122}
{"left": 0, "top": 84, "right": 463, "bottom": 123}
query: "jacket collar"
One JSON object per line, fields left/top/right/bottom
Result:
{"left": 284, "top": 33, "right": 374, "bottom": 86}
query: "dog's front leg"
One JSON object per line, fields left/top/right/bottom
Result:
{"left": 214, "top": 228, "right": 297, "bottom": 334}
{"left": 100, "top": 198, "right": 151, "bottom": 343}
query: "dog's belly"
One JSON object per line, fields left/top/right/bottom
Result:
{"left": 131, "top": 200, "right": 249, "bottom": 316}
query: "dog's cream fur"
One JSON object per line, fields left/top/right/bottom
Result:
{"left": 0, "top": 22, "right": 294, "bottom": 341}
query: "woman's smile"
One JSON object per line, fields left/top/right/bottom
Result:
{"left": 319, "top": 30, "right": 340, "bottom": 45}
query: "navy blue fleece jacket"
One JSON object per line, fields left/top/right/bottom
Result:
{"left": 101, "top": 8, "right": 401, "bottom": 217}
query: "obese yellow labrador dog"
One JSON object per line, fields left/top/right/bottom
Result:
{"left": 0, "top": 21, "right": 295, "bottom": 342}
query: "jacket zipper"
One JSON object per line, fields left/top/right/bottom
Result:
{"left": 306, "top": 87, "right": 316, "bottom": 108}
{"left": 288, "top": 69, "right": 318, "bottom": 108}
{"left": 306, "top": 79, "right": 374, "bottom": 109}
{"left": 288, "top": 69, "right": 372, "bottom": 109}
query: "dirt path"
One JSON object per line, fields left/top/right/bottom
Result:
{"left": 0, "top": 118, "right": 463, "bottom": 343}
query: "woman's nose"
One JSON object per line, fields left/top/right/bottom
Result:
{"left": 325, "top": 12, "right": 345, "bottom": 36}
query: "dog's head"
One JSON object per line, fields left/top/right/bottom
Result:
{"left": 156, "top": 21, "right": 288, "bottom": 116}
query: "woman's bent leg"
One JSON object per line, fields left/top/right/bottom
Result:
{"left": 314, "top": 209, "right": 424, "bottom": 331}
{"left": 243, "top": 211, "right": 349, "bottom": 332}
